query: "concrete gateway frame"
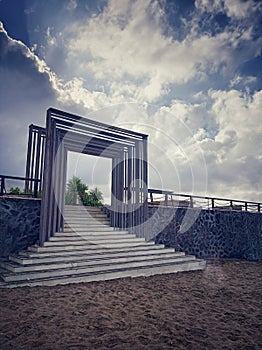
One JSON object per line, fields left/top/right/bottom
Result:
{"left": 37, "top": 108, "right": 148, "bottom": 246}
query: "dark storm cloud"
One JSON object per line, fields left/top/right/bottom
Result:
{"left": 0, "top": 22, "right": 57, "bottom": 110}
{"left": 0, "top": 22, "right": 58, "bottom": 175}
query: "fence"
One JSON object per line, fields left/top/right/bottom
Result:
{"left": 148, "top": 189, "right": 261, "bottom": 213}
{"left": 1, "top": 177, "right": 261, "bottom": 214}
{"left": 0, "top": 175, "right": 41, "bottom": 198}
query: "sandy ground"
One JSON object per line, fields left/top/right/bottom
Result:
{"left": 0, "top": 259, "right": 261, "bottom": 350}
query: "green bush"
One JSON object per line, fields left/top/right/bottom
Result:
{"left": 9, "top": 187, "right": 22, "bottom": 195}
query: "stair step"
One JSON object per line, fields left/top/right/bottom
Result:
{"left": 64, "top": 206, "right": 103, "bottom": 211}
{"left": 2, "top": 260, "right": 205, "bottom": 287}
{"left": 29, "top": 241, "right": 158, "bottom": 253}
{"left": 19, "top": 244, "right": 170, "bottom": 258}
{"left": 43, "top": 237, "right": 146, "bottom": 247}
{"left": 1, "top": 257, "right": 203, "bottom": 282}
{"left": 63, "top": 226, "right": 114, "bottom": 232}
{"left": 2, "top": 253, "right": 193, "bottom": 273}
{"left": 65, "top": 213, "right": 108, "bottom": 217}
{"left": 0, "top": 260, "right": 206, "bottom": 287}
{"left": 65, "top": 219, "right": 110, "bottom": 226}
{"left": 10, "top": 248, "right": 181, "bottom": 265}
{"left": 64, "top": 213, "right": 109, "bottom": 220}
{"left": 51, "top": 233, "right": 137, "bottom": 241}
{"left": 53, "top": 231, "right": 134, "bottom": 238}
{"left": 64, "top": 214, "right": 107, "bottom": 219}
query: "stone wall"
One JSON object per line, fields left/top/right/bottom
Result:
{"left": 150, "top": 206, "right": 262, "bottom": 261}
{"left": 1, "top": 199, "right": 261, "bottom": 261}
{"left": 0, "top": 197, "right": 41, "bottom": 259}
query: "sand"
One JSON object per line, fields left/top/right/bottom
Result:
{"left": 0, "top": 259, "right": 261, "bottom": 350}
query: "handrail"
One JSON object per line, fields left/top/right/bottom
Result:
{"left": 148, "top": 188, "right": 261, "bottom": 213}
{"left": 0, "top": 175, "right": 41, "bottom": 198}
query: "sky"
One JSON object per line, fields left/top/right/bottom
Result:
{"left": 0, "top": 0, "right": 261, "bottom": 202}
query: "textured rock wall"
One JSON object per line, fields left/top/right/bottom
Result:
{"left": 1, "top": 199, "right": 261, "bottom": 261}
{"left": 0, "top": 197, "right": 41, "bottom": 259}
{"left": 150, "top": 206, "right": 262, "bottom": 261}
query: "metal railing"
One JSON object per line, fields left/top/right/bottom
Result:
{"left": 148, "top": 189, "right": 261, "bottom": 213}
{"left": 0, "top": 175, "right": 41, "bottom": 198}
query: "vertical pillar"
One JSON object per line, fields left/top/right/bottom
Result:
{"left": 29, "top": 128, "right": 37, "bottom": 193}
{"left": 33, "top": 129, "right": 42, "bottom": 196}
{"left": 111, "top": 157, "right": 117, "bottom": 227}
{"left": 25, "top": 124, "right": 33, "bottom": 193}
{"left": 39, "top": 133, "right": 46, "bottom": 193}
{"left": 142, "top": 136, "right": 148, "bottom": 236}
{"left": 127, "top": 146, "right": 133, "bottom": 231}
{"left": 39, "top": 112, "right": 56, "bottom": 246}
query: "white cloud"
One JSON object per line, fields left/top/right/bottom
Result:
{"left": 230, "top": 75, "right": 257, "bottom": 88}
{"left": 224, "top": 0, "right": 257, "bottom": 19}
{"left": 195, "top": 0, "right": 258, "bottom": 19}
{"left": 63, "top": 0, "right": 261, "bottom": 102}
{"left": 46, "top": 27, "right": 57, "bottom": 46}
{"left": 66, "top": 0, "right": 78, "bottom": 11}
{"left": 203, "top": 89, "right": 262, "bottom": 200}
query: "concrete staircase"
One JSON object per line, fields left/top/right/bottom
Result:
{"left": 0, "top": 205, "right": 206, "bottom": 287}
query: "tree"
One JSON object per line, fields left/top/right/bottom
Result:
{"left": 65, "top": 176, "right": 88, "bottom": 205}
{"left": 65, "top": 177, "right": 103, "bottom": 206}
{"left": 89, "top": 187, "right": 103, "bottom": 206}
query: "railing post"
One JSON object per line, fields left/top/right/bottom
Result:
{"left": 211, "top": 198, "right": 215, "bottom": 209}
{"left": 33, "top": 180, "right": 38, "bottom": 198}
{"left": 245, "top": 202, "right": 248, "bottom": 211}
{"left": 164, "top": 193, "right": 168, "bottom": 206}
{"left": 258, "top": 204, "right": 260, "bottom": 213}
{"left": 150, "top": 191, "right": 153, "bottom": 203}
{"left": 190, "top": 196, "right": 193, "bottom": 208}
{"left": 0, "top": 176, "right": 5, "bottom": 195}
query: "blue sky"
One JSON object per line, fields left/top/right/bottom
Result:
{"left": 0, "top": 0, "right": 261, "bottom": 201}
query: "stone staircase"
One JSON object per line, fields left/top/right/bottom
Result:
{"left": 0, "top": 205, "right": 206, "bottom": 287}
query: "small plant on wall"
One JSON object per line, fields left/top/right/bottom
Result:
{"left": 65, "top": 176, "right": 103, "bottom": 206}
{"left": 9, "top": 187, "right": 22, "bottom": 195}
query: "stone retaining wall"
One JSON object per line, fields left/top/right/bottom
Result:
{"left": 1, "top": 199, "right": 261, "bottom": 261}
{"left": 0, "top": 197, "right": 41, "bottom": 259}
{"left": 150, "top": 206, "right": 262, "bottom": 261}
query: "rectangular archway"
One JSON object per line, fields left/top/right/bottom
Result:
{"left": 37, "top": 108, "right": 148, "bottom": 245}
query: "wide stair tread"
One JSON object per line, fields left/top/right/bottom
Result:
{"left": 1, "top": 253, "right": 194, "bottom": 273}
{"left": 17, "top": 245, "right": 173, "bottom": 259}
{"left": 10, "top": 248, "right": 182, "bottom": 265}
{"left": 0, "top": 257, "right": 204, "bottom": 284}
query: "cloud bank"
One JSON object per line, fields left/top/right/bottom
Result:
{"left": 0, "top": 0, "right": 261, "bottom": 201}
